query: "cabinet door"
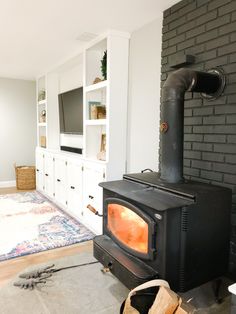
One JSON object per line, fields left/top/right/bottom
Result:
{"left": 35, "top": 150, "right": 44, "bottom": 191}
{"left": 54, "top": 156, "right": 67, "bottom": 207}
{"left": 83, "top": 162, "right": 106, "bottom": 234}
{"left": 67, "top": 159, "right": 83, "bottom": 219}
{"left": 44, "top": 152, "right": 54, "bottom": 198}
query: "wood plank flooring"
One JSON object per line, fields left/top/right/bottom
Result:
{"left": 0, "top": 187, "right": 93, "bottom": 287}
{"left": 0, "top": 186, "right": 29, "bottom": 195}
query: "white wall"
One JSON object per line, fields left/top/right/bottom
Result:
{"left": 0, "top": 78, "right": 36, "bottom": 185}
{"left": 127, "top": 17, "right": 162, "bottom": 173}
{"left": 56, "top": 54, "right": 84, "bottom": 150}
{"left": 57, "top": 54, "right": 83, "bottom": 93}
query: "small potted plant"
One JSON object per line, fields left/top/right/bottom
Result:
{"left": 101, "top": 50, "right": 107, "bottom": 80}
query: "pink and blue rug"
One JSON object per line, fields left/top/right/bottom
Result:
{"left": 0, "top": 191, "right": 94, "bottom": 261}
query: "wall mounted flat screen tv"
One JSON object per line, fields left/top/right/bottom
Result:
{"left": 58, "top": 87, "right": 83, "bottom": 134}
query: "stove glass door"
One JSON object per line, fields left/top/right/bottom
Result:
{"left": 107, "top": 202, "right": 149, "bottom": 255}
{"left": 106, "top": 198, "right": 157, "bottom": 259}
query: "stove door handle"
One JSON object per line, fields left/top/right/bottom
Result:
{"left": 87, "top": 204, "right": 103, "bottom": 217}
{"left": 141, "top": 168, "right": 153, "bottom": 173}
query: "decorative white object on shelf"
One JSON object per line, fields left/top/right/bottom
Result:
{"left": 39, "top": 109, "right": 46, "bottom": 123}
{"left": 97, "top": 133, "right": 106, "bottom": 161}
{"left": 38, "top": 99, "right": 46, "bottom": 105}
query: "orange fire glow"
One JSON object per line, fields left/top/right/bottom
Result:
{"left": 107, "top": 204, "right": 148, "bottom": 254}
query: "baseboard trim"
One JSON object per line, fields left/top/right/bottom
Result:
{"left": 0, "top": 180, "right": 16, "bottom": 188}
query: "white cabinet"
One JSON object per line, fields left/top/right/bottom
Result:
{"left": 35, "top": 148, "right": 84, "bottom": 221}
{"left": 44, "top": 152, "right": 54, "bottom": 198}
{"left": 35, "top": 149, "right": 44, "bottom": 191}
{"left": 82, "top": 161, "right": 106, "bottom": 234}
{"left": 35, "top": 148, "right": 54, "bottom": 198}
{"left": 67, "top": 158, "right": 83, "bottom": 219}
{"left": 54, "top": 155, "right": 67, "bottom": 207}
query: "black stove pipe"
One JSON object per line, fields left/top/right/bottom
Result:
{"left": 160, "top": 68, "right": 222, "bottom": 183}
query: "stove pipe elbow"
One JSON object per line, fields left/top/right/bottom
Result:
{"left": 160, "top": 68, "right": 223, "bottom": 183}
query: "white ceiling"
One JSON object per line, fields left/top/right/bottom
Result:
{"left": 0, "top": 0, "right": 179, "bottom": 80}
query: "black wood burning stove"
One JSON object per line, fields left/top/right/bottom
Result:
{"left": 94, "top": 172, "right": 231, "bottom": 291}
{"left": 93, "top": 68, "right": 231, "bottom": 292}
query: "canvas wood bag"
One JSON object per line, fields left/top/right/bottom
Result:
{"left": 121, "top": 279, "right": 170, "bottom": 314}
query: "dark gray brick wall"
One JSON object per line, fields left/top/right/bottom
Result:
{"left": 162, "top": 0, "right": 236, "bottom": 276}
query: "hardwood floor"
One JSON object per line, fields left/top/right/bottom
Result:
{"left": 0, "top": 186, "right": 29, "bottom": 195}
{"left": 0, "top": 187, "right": 93, "bottom": 287}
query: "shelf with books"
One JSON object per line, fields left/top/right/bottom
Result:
{"left": 85, "top": 85, "right": 107, "bottom": 121}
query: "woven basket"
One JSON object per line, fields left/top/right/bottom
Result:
{"left": 15, "top": 165, "right": 36, "bottom": 190}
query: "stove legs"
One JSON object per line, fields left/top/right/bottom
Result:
{"left": 212, "top": 278, "right": 222, "bottom": 304}
{"left": 101, "top": 267, "right": 110, "bottom": 274}
{"left": 101, "top": 261, "right": 113, "bottom": 274}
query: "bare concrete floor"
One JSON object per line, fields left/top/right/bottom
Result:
{"left": 181, "top": 277, "right": 233, "bottom": 313}
{"left": 0, "top": 252, "right": 129, "bottom": 314}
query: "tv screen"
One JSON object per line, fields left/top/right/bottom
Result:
{"left": 58, "top": 87, "right": 83, "bottom": 134}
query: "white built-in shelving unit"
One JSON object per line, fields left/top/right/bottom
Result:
{"left": 83, "top": 31, "right": 129, "bottom": 178}
{"left": 36, "top": 77, "right": 47, "bottom": 148}
{"left": 35, "top": 30, "right": 130, "bottom": 234}
{"left": 84, "top": 37, "right": 108, "bottom": 163}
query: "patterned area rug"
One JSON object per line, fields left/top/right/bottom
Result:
{"left": 0, "top": 191, "right": 94, "bottom": 261}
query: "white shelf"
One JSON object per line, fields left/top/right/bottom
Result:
{"left": 85, "top": 119, "right": 107, "bottom": 126}
{"left": 85, "top": 80, "right": 107, "bottom": 92}
{"left": 85, "top": 157, "right": 107, "bottom": 164}
{"left": 38, "top": 122, "right": 47, "bottom": 127}
{"left": 38, "top": 99, "right": 46, "bottom": 105}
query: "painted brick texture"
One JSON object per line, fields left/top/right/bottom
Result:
{"left": 162, "top": 0, "right": 236, "bottom": 275}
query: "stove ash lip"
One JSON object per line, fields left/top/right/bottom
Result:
{"left": 160, "top": 68, "right": 225, "bottom": 184}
